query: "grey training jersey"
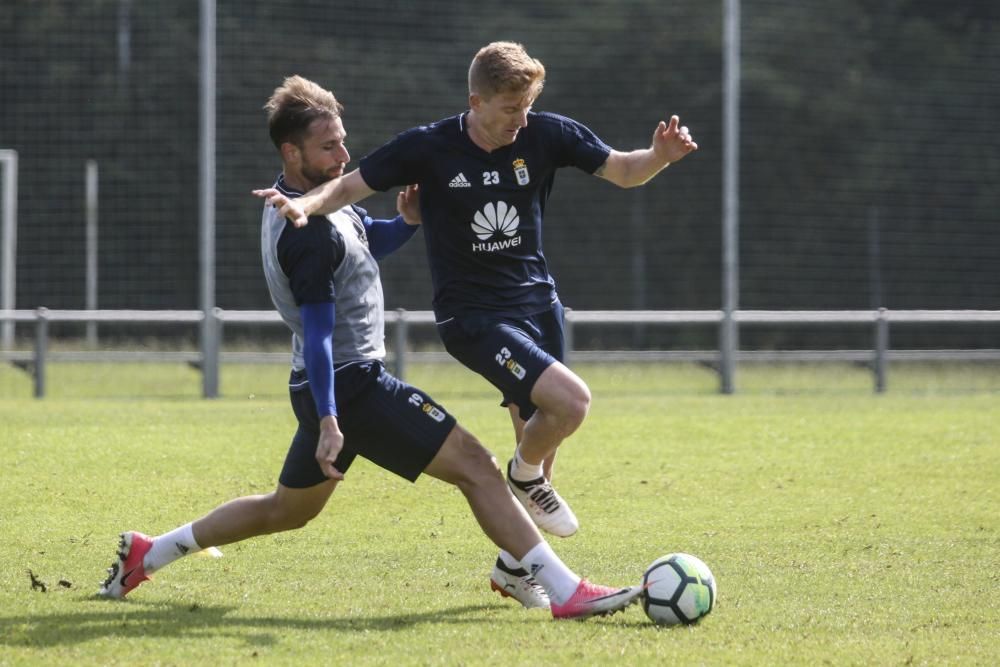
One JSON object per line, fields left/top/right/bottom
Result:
{"left": 260, "top": 178, "right": 386, "bottom": 370}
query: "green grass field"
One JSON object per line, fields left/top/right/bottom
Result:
{"left": 1, "top": 361, "right": 998, "bottom": 665}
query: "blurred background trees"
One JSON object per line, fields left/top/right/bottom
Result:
{"left": 1, "top": 0, "right": 996, "bottom": 349}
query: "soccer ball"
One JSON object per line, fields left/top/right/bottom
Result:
{"left": 642, "top": 553, "right": 717, "bottom": 626}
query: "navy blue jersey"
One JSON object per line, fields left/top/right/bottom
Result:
{"left": 359, "top": 111, "right": 611, "bottom": 320}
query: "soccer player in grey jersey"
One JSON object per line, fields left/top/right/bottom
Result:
{"left": 99, "top": 75, "right": 644, "bottom": 620}
{"left": 255, "top": 43, "right": 698, "bottom": 608}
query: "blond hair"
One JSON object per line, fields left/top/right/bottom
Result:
{"left": 264, "top": 75, "right": 344, "bottom": 149}
{"left": 468, "top": 42, "right": 545, "bottom": 100}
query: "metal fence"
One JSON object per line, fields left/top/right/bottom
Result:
{"left": 1, "top": 1, "right": 998, "bottom": 396}
{"left": 2, "top": 308, "right": 998, "bottom": 398}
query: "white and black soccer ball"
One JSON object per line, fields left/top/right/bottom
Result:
{"left": 642, "top": 553, "right": 717, "bottom": 626}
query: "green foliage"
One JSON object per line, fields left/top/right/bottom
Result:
{"left": 1, "top": 362, "right": 998, "bottom": 664}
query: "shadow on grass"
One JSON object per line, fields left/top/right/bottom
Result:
{"left": 0, "top": 597, "right": 517, "bottom": 648}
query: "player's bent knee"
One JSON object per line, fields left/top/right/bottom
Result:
{"left": 540, "top": 388, "right": 590, "bottom": 436}
{"left": 274, "top": 503, "right": 323, "bottom": 531}
{"left": 534, "top": 364, "right": 591, "bottom": 426}
{"left": 466, "top": 438, "right": 504, "bottom": 481}
{"left": 457, "top": 433, "right": 502, "bottom": 478}
{"left": 563, "top": 384, "right": 591, "bottom": 426}
{"left": 268, "top": 483, "right": 336, "bottom": 532}
{"left": 432, "top": 427, "right": 504, "bottom": 491}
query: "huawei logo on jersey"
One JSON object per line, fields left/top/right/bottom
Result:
{"left": 471, "top": 201, "right": 522, "bottom": 253}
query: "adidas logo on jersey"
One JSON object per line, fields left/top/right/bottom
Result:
{"left": 449, "top": 172, "right": 472, "bottom": 188}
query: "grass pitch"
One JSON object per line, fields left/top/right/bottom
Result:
{"left": 0, "top": 361, "right": 997, "bottom": 665}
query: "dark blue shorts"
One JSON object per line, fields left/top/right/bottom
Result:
{"left": 280, "top": 361, "right": 456, "bottom": 489}
{"left": 436, "top": 301, "right": 565, "bottom": 422}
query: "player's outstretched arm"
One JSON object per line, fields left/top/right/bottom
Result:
{"left": 596, "top": 115, "right": 698, "bottom": 188}
{"left": 301, "top": 301, "right": 345, "bottom": 481}
{"left": 252, "top": 169, "right": 375, "bottom": 227}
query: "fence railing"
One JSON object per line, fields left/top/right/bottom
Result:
{"left": 1, "top": 308, "right": 999, "bottom": 398}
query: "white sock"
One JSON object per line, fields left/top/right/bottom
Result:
{"left": 509, "top": 447, "right": 544, "bottom": 482}
{"left": 519, "top": 541, "right": 581, "bottom": 605}
{"left": 143, "top": 523, "right": 202, "bottom": 573}
{"left": 498, "top": 550, "right": 522, "bottom": 570}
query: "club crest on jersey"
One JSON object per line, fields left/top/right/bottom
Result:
{"left": 512, "top": 158, "right": 530, "bottom": 186}
{"left": 351, "top": 218, "right": 369, "bottom": 249}
{"left": 470, "top": 201, "right": 522, "bottom": 253}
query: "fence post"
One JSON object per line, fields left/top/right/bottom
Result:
{"left": 201, "top": 308, "right": 220, "bottom": 398}
{"left": 33, "top": 307, "right": 48, "bottom": 398}
{"left": 393, "top": 309, "right": 408, "bottom": 381}
{"left": 0, "top": 149, "right": 18, "bottom": 350}
{"left": 198, "top": 0, "right": 217, "bottom": 399}
{"left": 874, "top": 307, "right": 888, "bottom": 393}
{"left": 720, "top": 0, "right": 742, "bottom": 395}
{"left": 85, "top": 159, "right": 99, "bottom": 346}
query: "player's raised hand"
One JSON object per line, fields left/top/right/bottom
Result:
{"left": 397, "top": 184, "right": 422, "bottom": 226}
{"left": 252, "top": 188, "right": 310, "bottom": 228}
{"left": 316, "top": 417, "right": 345, "bottom": 481}
{"left": 653, "top": 115, "right": 698, "bottom": 164}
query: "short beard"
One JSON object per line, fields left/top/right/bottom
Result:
{"left": 300, "top": 163, "right": 334, "bottom": 190}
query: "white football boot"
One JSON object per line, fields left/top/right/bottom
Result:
{"left": 506, "top": 460, "right": 579, "bottom": 537}
{"left": 489, "top": 557, "right": 550, "bottom": 609}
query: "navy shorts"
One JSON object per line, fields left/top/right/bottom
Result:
{"left": 436, "top": 301, "right": 565, "bottom": 421}
{"left": 280, "top": 361, "right": 456, "bottom": 489}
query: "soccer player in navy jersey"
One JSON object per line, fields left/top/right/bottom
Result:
{"left": 254, "top": 42, "right": 698, "bottom": 608}
{"left": 99, "top": 75, "right": 644, "bottom": 619}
